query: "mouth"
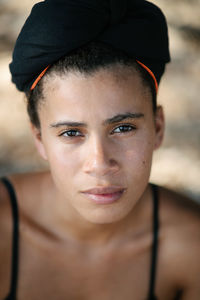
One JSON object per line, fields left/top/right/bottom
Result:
{"left": 80, "top": 187, "right": 126, "bottom": 204}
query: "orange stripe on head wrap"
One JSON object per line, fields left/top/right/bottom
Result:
{"left": 30, "top": 65, "right": 50, "bottom": 91}
{"left": 136, "top": 60, "right": 158, "bottom": 93}
{"left": 30, "top": 61, "right": 158, "bottom": 93}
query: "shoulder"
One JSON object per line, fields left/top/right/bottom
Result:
{"left": 158, "top": 185, "right": 200, "bottom": 298}
{"left": 6, "top": 171, "right": 51, "bottom": 197}
{"left": 0, "top": 176, "right": 14, "bottom": 242}
{"left": 158, "top": 185, "right": 200, "bottom": 232}
{"left": 158, "top": 186, "right": 200, "bottom": 241}
{"left": 0, "top": 171, "right": 52, "bottom": 297}
{"left": 0, "top": 171, "right": 51, "bottom": 240}
{"left": 1, "top": 171, "right": 53, "bottom": 224}
{"left": 0, "top": 178, "right": 13, "bottom": 297}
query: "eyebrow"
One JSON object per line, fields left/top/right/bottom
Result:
{"left": 50, "top": 112, "right": 144, "bottom": 128}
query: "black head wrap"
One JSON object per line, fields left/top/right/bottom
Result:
{"left": 9, "top": 0, "right": 170, "bottom": 92}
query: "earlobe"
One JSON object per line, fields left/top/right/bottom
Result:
{"left": 154, "top": 106, "right": 165, "bottom": 150}
{"left": 30, "top": 123, "right": 48, "bottom": 160}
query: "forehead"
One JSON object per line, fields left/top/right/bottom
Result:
{"left": 43, "top": 63, "right": 146, "bottom": 93}
{"left": 41, "top": 66, "right": 151, "bottom": 121}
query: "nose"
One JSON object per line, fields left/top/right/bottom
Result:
{"left": 83, "top": 135, "right": 120, "bottom": 177}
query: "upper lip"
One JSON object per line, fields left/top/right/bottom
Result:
{"left": 81, "top": 187, "right": 126, "bottom": 194}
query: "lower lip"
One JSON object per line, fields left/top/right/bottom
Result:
{"left": 81, "top": 190, "right": 125, "bottom": 204}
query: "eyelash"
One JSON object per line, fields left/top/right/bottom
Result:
{"left": 111, "top": 124, "right": 136, "bottom": 135}
{"left": 59, "top": 124, "right": 136, "bottom": 138}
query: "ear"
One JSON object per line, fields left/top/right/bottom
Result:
{"left": 30, "top": 123, "right": 48, "bottom": 160}
{"left": 154, "top": 105, "right": 165, "bottom": 150}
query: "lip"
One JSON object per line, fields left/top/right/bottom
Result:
{"left": 80, "top": 186, "right": 126, "bottom": 204}
{"left": 81, "top": 186, "right": 126, "bottom": 194}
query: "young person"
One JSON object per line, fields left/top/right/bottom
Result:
{"left": 0, "top": 1, "right": 200, "bottom": 299}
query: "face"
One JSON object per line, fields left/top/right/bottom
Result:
{"left": 32, "top": 66, "right": 164, "bottom": 224}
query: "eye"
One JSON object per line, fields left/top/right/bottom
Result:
{"left": 59, "top": 129, "right": 83, "bottom": 137}
{"left": 111, "top": 124, "right": 136, "bottom": 134}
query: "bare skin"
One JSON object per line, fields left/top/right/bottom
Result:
{"left": 0, "top": 67, "right": 200, "bottom": 299}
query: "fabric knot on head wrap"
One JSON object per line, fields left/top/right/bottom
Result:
{"left": 9, "top": 0, "right": 170, "bottom": 92}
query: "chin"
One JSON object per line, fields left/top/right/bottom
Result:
{"left": 76, "top": 204, "right": 133, "bottom": 225}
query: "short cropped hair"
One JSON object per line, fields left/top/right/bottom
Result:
{"left": 26, "top": 41, "right": 157, "bottom": 128}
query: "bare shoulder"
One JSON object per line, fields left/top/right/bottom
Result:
{"left": 0, "top": 171, "right": 51, "bottom": 240}
{"left": 158, "top": 185, "right": 200, "bottom": 298}
{"left": 6, "top": 171, "right": 51, "bottom": 197}
{"left": 5, "top": 171, "right": 51, "bottom": 210}
{"left": 0, "top": 178, "right": 13, "bottom": 297}
{"left": 159, "top": 185, "right": 200, "bottom": 228}
{"left": 0, "top": 176, "right": 14, "bottom": 240}
{"left": 0, "top": 171, "right": 51, "bottom": 297}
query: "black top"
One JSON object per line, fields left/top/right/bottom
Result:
{"left": 1, "top": 177, "right": 159, "bottom": 300}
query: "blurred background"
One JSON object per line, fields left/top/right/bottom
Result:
{"left": 0, "top": 0, "right": 200, "bottom": 201}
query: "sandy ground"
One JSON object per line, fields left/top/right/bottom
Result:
{"left": 0, "top": 0, "right": 200, "bottom": 201}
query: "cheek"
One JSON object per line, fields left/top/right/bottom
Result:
{"left": 45, "top": 144, "right": 82, "bottom": 198}
{"left": 123, "top": 137, "right": 154, "bottom": 179}
{"left": 43, "top": 139, "right": 81, "bottom": 176}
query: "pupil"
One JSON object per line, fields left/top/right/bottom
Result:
{"left": 69, "top": 130, "right": 76, "bottom": 136}
{"left": 121, "top": 126, "right": 128, "bottom": 131}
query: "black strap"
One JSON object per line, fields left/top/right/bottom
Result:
{"left": 147, "top": 184, "right": 159, "bottom": 300}
{"left": 1, "top": 177, "right": 19, "bottom": 300}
